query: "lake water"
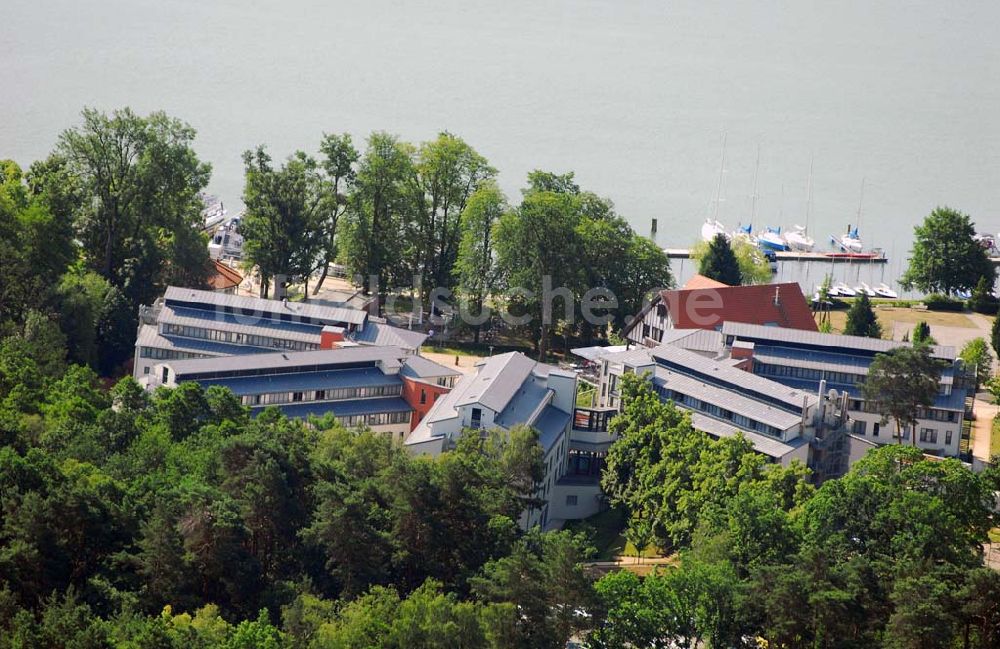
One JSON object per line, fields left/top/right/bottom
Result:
{"left": 3, "top": 0, "right": 999, "bottom": 295}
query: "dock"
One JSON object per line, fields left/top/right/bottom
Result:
{"left": 663, "top": 248, "right": 889, "bottom": 264}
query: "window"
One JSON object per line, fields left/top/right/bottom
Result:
{"left": 315, "top": 390, "right": 326, "bottom": 400}
{"left": 161, "top": 367, "right": 169, "bottom": 384}
{"left": 566, "top": 495, "right": 578, "bottom": 507}
{"left": 873, "top": 422, "right": 880, "bottom": 438}
{"left": 253, "top": 395, "right": 262, "bottom": 405}
{"left": 945, "top": 430, "right": 953, "bottom": 445}
{"left": 919, "top": 428, "right": 937, "bottom": 444}
{"left": 420, "top": 389, "right": 426, "bottom": 405}
{"left": 471, "top": 407, "right": 482, "bottom": 428}
{"left": 852, "top": 419, "right": 866, "bottom": 435}
{"left": 292, "top": 392, "right": 303, "bottom": 402}
{"left": 143, "top": 366, "right": 150, "bottom": 375}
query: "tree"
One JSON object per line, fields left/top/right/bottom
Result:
{"left": 960, "top": 338, "right": 992, "bottom": 391}
{"left": 900, "top": 207, "right": 994, "bottom": 296}
{"left": 454, "top": 182, "right": 507, "bottom": 342}
{"left": 56, "top": 108, "right": 211, "bottom": 305}
{"left": 494, "top": 187, "right": 584, "bottom": 360}
{"left": 471, "top": 530, "right": 595, "bottom": 649}
{"left": 697, "top": 234, "right": 741, "bottom": 286}
{"left": 911, "top": 320, "right": 935, "bottom": 346}
{"left": 342, "top": 132, "right": 417, "bottom": 306}
{"left": 968, "top": 275, "right": 999, "bottom": 314}
{"left": 240, "top": 147, "right": 331, "bottom": 299}
{"left": 312, "top": 133, "right": 359, "bottom": 296}
{"left": 413, "top": 132, "right": 495, "bottom": 301}
{"left": 843, "top": 292, "right": 882, "bottom": 338}
{"left": 861, "top": 345, "right": 942, "bottom": 444}
{"left": 993, "top": 315, "right": 1000, "bottom": 361}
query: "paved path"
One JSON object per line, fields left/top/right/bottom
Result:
{"left": 972, "top": 399, "right": 998, "bottom": 463}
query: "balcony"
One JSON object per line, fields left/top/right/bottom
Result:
{"left": 573, "top": 407, "right": 616, "bottom": 433}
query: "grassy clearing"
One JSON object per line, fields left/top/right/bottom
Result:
{"left": 990, "top": 528, "right": 1000, "bottom": 544}
{"left": 564, "top": 508, "right": 664, "bottom": 561}
{"left": 821, "top": 307, "right": 977, "bottom": 335}
{"left": 991, "top": 416, "right": 1000, "bottom": 459}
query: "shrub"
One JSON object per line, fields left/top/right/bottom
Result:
{"left": 923, "top": 294, "right": 965, "bottom": 312}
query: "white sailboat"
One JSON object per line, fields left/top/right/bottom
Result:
{"left": 702, "top": 133, "right": 729, "bottom": 242}
{"left": 783, "top": 157, "right": 816, "bottom": 251}
{"left": 832, "top": 178, "right": 866, "bottom": 253}
{"left": 874, "top": 283, "right": 898, "bottom": 299}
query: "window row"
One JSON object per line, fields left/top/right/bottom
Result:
{"left": 338, "top": 410, "right": 410, "bottom": 427}
{"left": 654, "top": 385, "right": 783, "bottom": 438}
{"left": 756, "top": 362, "right": 865, "bottom": 387}
{"left": 139, "top": 347, "right": 211, "bottom": 361}
{"left": 240, "top": 384, "right": 402, "bottom": 406}
{"left": 163, "top": 323, "right": 320, "bottom": 352}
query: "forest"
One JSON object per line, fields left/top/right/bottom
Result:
{"left": 4, "top": 108, "right": 1000, "bottom": 647}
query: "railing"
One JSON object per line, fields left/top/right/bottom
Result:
{"left": 573, "top": 407, "right": 616, "bottom": 432}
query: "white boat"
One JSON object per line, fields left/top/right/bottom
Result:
{"left": 874, "top": 283, "right": 898, "bottom": 299}
{"left": 832, "top": 178, "right": 868, "bottom": 253}
{"left": 702, "top": 218, "right": 729, "bottom": 242}
{"left": 783, "top": 225, "right": 815, "bottom": 251}
{"left": 758, "top": 227, "right": 789, "bottom": 251}
{"left": 832, "top": 282, "right": 856, "bottom": 297}
{"left": 856, "top": 282, "right": 877, "bottom": 297}
{"left": 784, "top": 158, "right": 816, "bottom": 251}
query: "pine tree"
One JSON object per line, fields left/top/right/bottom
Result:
{"left": 843, "top": 293, "right": 882, "bottom": 338}
{"left": 911, "top": 321, "right": 935, "bottom": 346}
{"left": 698, "top": 234, "right": 741, "bottom": 286}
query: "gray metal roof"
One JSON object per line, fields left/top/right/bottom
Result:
{"left": 571, "top": 345, "right": 629, "bottom": 363}
{"left": 352, "top": 321, "right": 428, "bottom": 350}
{"left": 163, "top": 346, "right": 407, "bottom": 378}
{"left": 196, "top": 367, "right": 401, "bottom": 395}
{"left": 721, "top": 321, "right": 956, "bottom": 360}
{"left": 268, "top": 396, "right": 411, "bottom": 420}
{"left": 400, "top": 354, "right": 463, "bottom": 380}
{"left": 659, "top": 328, "right": 725, "bottom": 353}
{"left": 534, "top": 405, "right": 571, "bottom": 453}
{"left": 650, "top": 345, "right": 819, "bottom": 412}
{"left": 689, "top": 412, "right": 807, "bottom": 460}
{"left": 135, "top": 324, "right": 270, "bottom": 357}
{"left": 159, "top": 306, "right": 322, "bottom": 345}
{"left": 495, "top": 380, "right": 551, "bottom": 430}
{"left": 454, "top": 352, "right": 539, "bottom": 412}
{"left": 164, "top": 286, "right": 368, "bottom": 326}
{"left": 653, "top": 368, "right": 805, "bottom": 431}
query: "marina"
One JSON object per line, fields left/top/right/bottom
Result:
{"left": 663, "top": 248, "right": 888, "bottom": 264}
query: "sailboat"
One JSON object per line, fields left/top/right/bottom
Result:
{"left": 732, "top": 144, "right": 761, "bottom": 245}
{"left": 831, "top": 178, "right": 866, "bottom": 253}
{"left": 783, "top": 157, "right": 816, "bottom": 251}
{"left": 758, "top": 227, "right": 789, "bottom": 251}
{"left": 701, "top": 133, "right": 729, "bottom": 242}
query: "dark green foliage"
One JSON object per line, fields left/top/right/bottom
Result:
{"left": 862, "top": 345, "right": 943, "bottom": 442}
{"left": 969, "top": 275, "right": 999, "bottom": 314}
{"left": 843, "top": 292, "right": 882, "bottom": 338}
{"left": 697, "top": 233, "right": 741, "bottom": 286}
{"left": 901, "top": 207, "right": 995, "bottom": 296}
{"left": 911, "top": 320, "right": 934, "bottom": 345}
{"left": 923, "top": 293, "right": 966, "bottom": 311}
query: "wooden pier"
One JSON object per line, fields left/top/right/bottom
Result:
{"left": 663, "top": 248, "right": 889, "bottom": 264}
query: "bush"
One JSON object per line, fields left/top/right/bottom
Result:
{"left": 923, "top": 294, "right": 966, "bottom": 312}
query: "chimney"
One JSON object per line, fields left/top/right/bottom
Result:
{"left": 320, "top": 325, "right": 345, "bottom": 349}
{"left": 730, "top": 340, "right": 755, "bottom": 371}
{"left": 773, "top": 286, "right": 781, "bottom": 306}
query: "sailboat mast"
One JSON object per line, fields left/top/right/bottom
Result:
{"left": 856, "top": 177, "right": 866, "bottom": 231}
{"left": 713, "top": 132, "right": 727, "bottom": 221}
{"left": 805, "top": 155, "right": 814, "bottom": 234}
{"left": 750, "top": 143, "right": 760, "bottom": 225}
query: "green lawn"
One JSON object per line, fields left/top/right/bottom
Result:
{"left": 563, "top": 508, "right": 663, "bottom": 561}
{"left": 991, "top": 416, "right": 1000, "bottom": 459}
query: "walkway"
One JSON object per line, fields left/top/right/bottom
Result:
{"left": 971, "top": 398, "right": 998, "bottom": 463}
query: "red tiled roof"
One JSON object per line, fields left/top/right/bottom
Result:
{"left": 682, "top": 274, "right": 729, "bottom": 290}
{"left": 661, "top": 282, "right": 818, "bottom": 332}
{"left": 207, "top": 260, "right": 243, "bottom": 291}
